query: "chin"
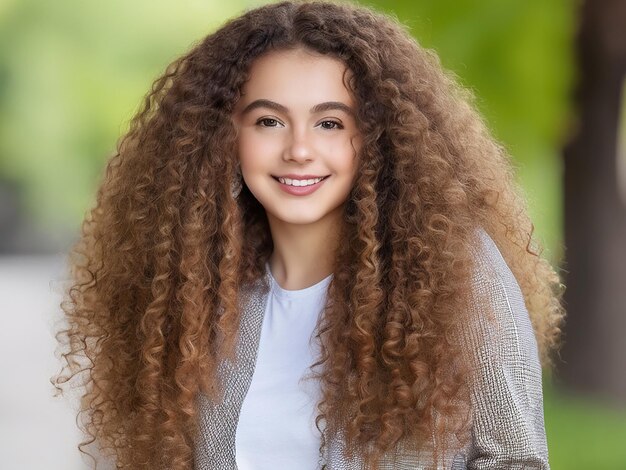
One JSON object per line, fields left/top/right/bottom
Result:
{"left": 274, "top": 215, "right": 323, "bottom": 225}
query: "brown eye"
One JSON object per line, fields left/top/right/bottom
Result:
{"left": 320, "top": 120, "right": 343, "bottom": 130}
{"left": 257, "top": 118, "right": 281, "bottom": 127}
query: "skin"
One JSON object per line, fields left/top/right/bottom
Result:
{"left": 232, "top": 47, "right": 363, "bottom": 291}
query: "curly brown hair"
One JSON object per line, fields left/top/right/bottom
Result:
{"left": 52, "top": 0, "right": 565, "bottom": 468}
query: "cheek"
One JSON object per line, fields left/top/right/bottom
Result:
{"left": 236, "top": 133, "right": 255, "bottom": 166}
{"left": 237, "top": 136, "right": 263, "bottom": 176}
{"left": 237, "top": 131, "right": 281, "bottom": 167}
{"left": 333, "top": 138, "right": 360, "bottom": 175}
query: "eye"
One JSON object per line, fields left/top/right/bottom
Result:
{"left": 256, "top": 118, "right": 282, "bottom": 127}
{"left": 319, "top": 120, "right": 344, "bottom": 130}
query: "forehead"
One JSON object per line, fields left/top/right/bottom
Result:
{"left": 238, "top": 48, "right": 356, "bottom": 106}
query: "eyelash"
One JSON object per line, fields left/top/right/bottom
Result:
{"left": 321, "top": 121, "right": 343, "bottom": 130}
{"left": 257, "top": 118, "right": 280, "bottom": 128}
{"left": 256, "top": 118, "right": 344, "bottom": 130}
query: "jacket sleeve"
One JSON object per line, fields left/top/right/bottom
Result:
{"left": 461, "top": 229, "right": 551, "bottom": 470}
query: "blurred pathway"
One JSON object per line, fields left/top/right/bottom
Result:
{"left": 0, "top": 255, "right": 88, "bottom": 469}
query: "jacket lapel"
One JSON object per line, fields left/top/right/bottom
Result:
{"left": 194, "top": 278, "right": 271, "bottom": 469}
{"left": 192, "top": 278, "right": 457, "bottom": 469}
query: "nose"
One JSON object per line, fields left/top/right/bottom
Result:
{"left": 283, "top": 126, "right": 313, "bottom": 163}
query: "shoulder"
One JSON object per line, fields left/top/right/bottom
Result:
{"left": 460, "top": 228, "right": 550, "bottom": 468}
{"left": 468, "top": 227, "right": 522, "bottom": 298}
{"left": 465, "top": 227, "right": 534, "bottom": 350}
{"left": 463, "top": 227, "right": 540, "bottom": 371}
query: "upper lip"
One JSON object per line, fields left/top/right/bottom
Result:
{"left": 273, "top": 174, "right": 329, "bottom": 179}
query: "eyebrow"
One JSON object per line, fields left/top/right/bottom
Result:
{"left": 240, "top": 99, "right": 355, "bottom": 117}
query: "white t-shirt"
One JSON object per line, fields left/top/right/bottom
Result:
{"left": 235, "top": 262, "right": 333, "bottom": 470}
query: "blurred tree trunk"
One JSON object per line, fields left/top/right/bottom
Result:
{"left": 560, "top": 0, "right": 626, "bottom": 404}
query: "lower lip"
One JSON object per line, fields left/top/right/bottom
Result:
{"left": 274, "top": 177, "right": 328, "bottom": 195}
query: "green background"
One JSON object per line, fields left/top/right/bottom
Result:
{"left": 1, "top": 0, "right": 624, "bottom": 467}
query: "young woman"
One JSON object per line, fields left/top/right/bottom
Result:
{"left": 53, "top": 1, "right": 565, "bottom": 469}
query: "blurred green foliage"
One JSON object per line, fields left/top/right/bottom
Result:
{"left": 0, "top": 0, "right": 574, "bottom": 261}
{"left": 365, "top": 0, "right": 577, "bottom": 263}
{"left": 0, "top": 0, "right": 250, "bottom": 235}
{"left": 1, "top": 1, "right": 625, "bottom": 466}
{"left": 544, "top": 377, "right": 626, "bottom": 469}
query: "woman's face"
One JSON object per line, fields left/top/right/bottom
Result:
{"left": 232, "top": 47, "right": 362, "bottom": 228}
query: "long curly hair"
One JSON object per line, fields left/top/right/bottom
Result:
{"left": 52, "top": 1, "right": 565, "bottom": 468}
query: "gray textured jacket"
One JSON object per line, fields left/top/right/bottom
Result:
{"left": 193, "top": 229, "right": 550, "bottom": 469}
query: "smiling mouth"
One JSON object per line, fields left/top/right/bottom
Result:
{"left": 272, "top": 175, "right": 330, "bottom": 187}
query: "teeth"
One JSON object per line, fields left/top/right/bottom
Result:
{"left": 278, "top": 176, "right": 324, "bottom": 186}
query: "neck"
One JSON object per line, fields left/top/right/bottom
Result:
{"left": 266, "top": 206, "right": 343, "bottom": 291}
